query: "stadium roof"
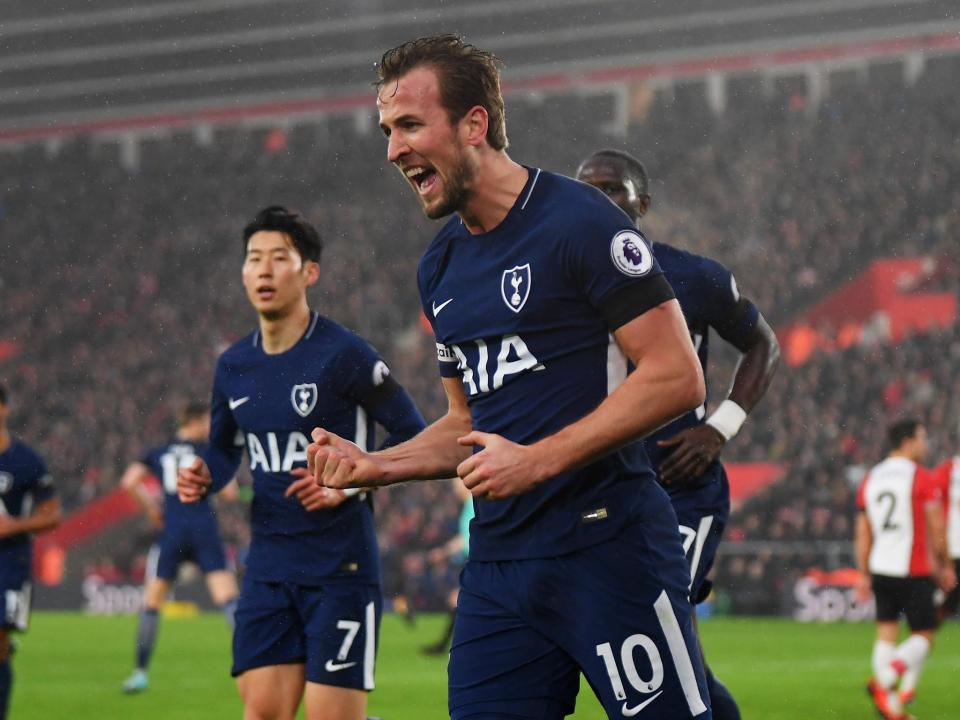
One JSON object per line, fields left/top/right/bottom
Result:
{"left": 2, "top": 0, "right": 959, "bottom": 139}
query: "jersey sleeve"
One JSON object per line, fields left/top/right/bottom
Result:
{"left": 204, "top": 359, "right": 244, "bottom": 492}
{"left": 918, "top": 466, "right": 943, "bottom": 505}
{"left": 417, "top": 254, "right": 463, "bottom": 379}
{"left": 698, "top": 256, "right": 760, "bottom": 351}
{"left": 29, "top": 455, "right": 56, "bottom": 505}
{"left": 563, "top": 202, "right": 675, "bottom": 331}
{"left": 339, "top": 338, "right": 427, "bottom": 448}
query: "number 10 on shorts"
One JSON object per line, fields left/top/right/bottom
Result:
{"left": 595, "top": 591, "right": 708, "bottom": 716}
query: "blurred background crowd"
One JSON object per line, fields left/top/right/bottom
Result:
{"left": 2, "top": 50, "right": 958, "bottom": 614}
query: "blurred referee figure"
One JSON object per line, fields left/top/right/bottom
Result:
{"left": 0, "top": 384, "right": 61, "bottom": 720}
{"left": 577, "top": 149, "right": 780, "bottom": 720}
{"left": 856, "top": 419, "right": 956, "bottom": 719}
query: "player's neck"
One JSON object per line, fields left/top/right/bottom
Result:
{"left": 258, "top": 303, "right": 312, "bottom": 355}
{"left": 0, "top": 427, "right": 10, "bottom": 454}
{"left": 888, "top": 450, "right": 915, "bottom": 463}
{"left": 458, "top": 155, "right": 528, "bottom": 234}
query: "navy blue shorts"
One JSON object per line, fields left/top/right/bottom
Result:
{"left": 668, "top": 463, "right": 730, "bottom": 604}
{"left": 150, "top": 512, "right": 228, "bottom": 581}
{"left": 448, "top": 489, "right": 711, "bottom": 719}
{"left": 231, "top": 576, "right": 381, "bottom": 690}
{"left": 0, "top": 577, "right": 31, "bottom": 632}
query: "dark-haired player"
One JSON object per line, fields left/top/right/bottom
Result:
{"left": 177, "top": 207, "right": 425, "bottom": 720}
{"left": 856, "top": 419, "right": 955, "bottom": 719}
{"left": 310, "top": 36, "right": 712, "bottom": 719}
{"left": 577, "top": 149, "right": 780, "bottom": 720}
{"left": 120, "top": 401, "right": 239, "bottom": 694}
{"left": 0, "top": 384, "right": 61, "bottom": 720}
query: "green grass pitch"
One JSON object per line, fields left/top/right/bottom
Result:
{"left": 10, "top": 612, "right": 960, "bottom": 718}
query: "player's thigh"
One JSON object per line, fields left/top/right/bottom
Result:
{"left": 206, "top": 570, "right": 239, "bottom": 606}
{"left": 143, "top": 577, "right": 172, "bottom": 609}
{"left": 0, "top": 627, "right": 9, "bottom": 662}
{"left": 448, "top": 562, "right": 578, "bottom": 720}
{"left": 672, "top": 468, "right": 729, "bottom": 603}
{"left": 152, "top": 531, "right": 187, "bottom": 583}
{"left": 871, "top": 575, "right": 903, "bottom": 627}
{"left": 299, "top": 583, "right": 381, "bottom": 691}
{"left": 232, "top": 579, "right": 305, "bottom": 677}
{"left": 191, "top": 513, "right": 231, "bottom": 575}
{"left": 236, "top": 664, "right": 305, "bottom": 720}
{"left": 903, "top": 577, "right": 938, "bottom": 633}
{"left": 549, "top": 521, "right": 711, "bottom": 719}
{"left": 302, "top": 681, "right": 366, "bottom": 720}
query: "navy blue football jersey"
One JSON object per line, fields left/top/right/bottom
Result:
{"left": 140, "top": 440, "right": 214, "bottom": 521}
{"left": 642, "top": 242, "right": 759, "bottom": 478}
{"left": 0, "top": 440, "right": 55, "bottom": 584}
{"left": 204, "top": 312, "right": 425, "bottom": 586}
{"left": 418, "top": 168, "right": 676, "bottom": 561}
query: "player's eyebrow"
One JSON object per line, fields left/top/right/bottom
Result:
{"left": 379, "top": 113, "right": 419, "bottom": 136}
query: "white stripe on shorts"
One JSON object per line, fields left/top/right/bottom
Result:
{"left": 653, "top": 590, "right": 708, "bottom": 716}
{"left": 363, "top": 600, "right": 376, "bottom": 690}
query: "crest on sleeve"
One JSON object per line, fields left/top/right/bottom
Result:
{"left": 501, "top": 263, "right": 531, "bottom": 313}
{"left": 372, "top": 360, "right": 391, "bottom": 386}
{"left": 610, "top": 230, "right": 653, "bottom": 277}
{"left": 291, "top": 383, "right": 318, "bottom": 417}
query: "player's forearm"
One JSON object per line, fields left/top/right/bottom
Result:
{"left": 727, "top": 316, "right": 780, "bottom": 413}
{"left": 531, "top": 354, "right": 704, "bottom": 478}
{"left": 1, "top": 504, "right": 61, "bottom": 537}
{"left": 375, "top": 410, "right": 473, "bottom": 483}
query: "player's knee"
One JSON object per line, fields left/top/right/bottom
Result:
{"left": 0, "top": 634, "right": 9, "bottom": 663}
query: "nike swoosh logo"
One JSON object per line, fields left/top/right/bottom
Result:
{"left": 324, "top": 660, "right": 357, "bottom": 672}
{"left": 228, "top": 396, "right": 250, "bottom": 410}
{"left": 432, "top": 298, "right": 453, "bottom": 316}
{"left": 621, "top": 691, "right": 663, "bottom": 717}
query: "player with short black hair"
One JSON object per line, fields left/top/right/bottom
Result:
{"left": 856, "top": 419, "right": 956, "bottom": 719}
{"left": 120, "top": 401, "right": 239, "bottom": 694}
{"left": 576, "top": 149, "right": 781, "bottom": 720}
{"left": 310, "top": 35, "right": 712, "bottom": 719}
{"left": 177, "top": 207, "right": 425, "bottom": 720}
{"left": 0, "top": 384, "right": 61, "bottom": 720}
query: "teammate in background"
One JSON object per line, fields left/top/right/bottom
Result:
{"left": 177, "top": 206, "right": 425, "bottom": 720}
{"left": 421, "top": 479, "right": 472, "bottom": 655}
{"left": 120, "top": 401, "right": 239, "bottom": 694}
{"left": 0, "top": 383, "right": 61, "bottom": 720}
{"left": 310, "top": 36, "right": 712, "bottom": 718}
{"left": 931, "top": 453, "right": 960, "bottom": 619}
{"left": 576, "top": 149, "right": 780, "bottom": 720}
{"left": 855, "top": 419, "right": 956, "bottom": 720}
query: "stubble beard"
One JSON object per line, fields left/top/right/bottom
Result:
{"left": 423, "top": 148, "right": 475, "bottom": 220}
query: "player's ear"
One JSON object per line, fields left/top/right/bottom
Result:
{"left": 461, "top": 105, "right": 489, "bottom": 147}
{"left": 304, "top": 260, "right": 321, "bottom": 287}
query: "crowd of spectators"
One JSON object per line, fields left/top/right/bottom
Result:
{"left": 1, "top": 52, "right": 958, "bottom": 612}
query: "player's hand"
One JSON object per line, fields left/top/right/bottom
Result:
{"left": 939, "top": 564, "right": 958, "bottom": 594}
{"left": 284, "top": 467, "right": 351, "bottom": 511}
{"left": 177, "top": 457, "right": 212, "bottom": 504}
{"left": 456, "top": 432, "right": 546, "bottom": 501}
{"left": 308, "top": 428, "right": 383, "bottom": 489}
{"left": 147, "top": 506, "right": 164, "bottom": 530}
{"left": 854, "top": 572, "right": 872, "bottom": 603}
{"left": 657, "top": 425, "right": 726, "bottom": 486}
{"left": 0, "top": 514, "right": 18, "bottom": 539}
